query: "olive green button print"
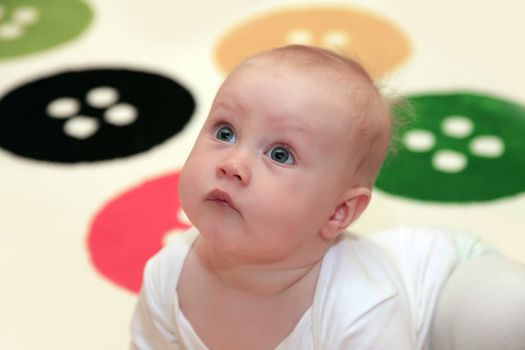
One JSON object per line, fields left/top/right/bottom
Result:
{"left": 0, "top": 0, "right": 93, "bottom": 60}
{"left": 375, "top": 92, "right": 525, "bottom": 202}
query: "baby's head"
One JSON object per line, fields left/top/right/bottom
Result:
{"left": 179, "top": 45, "right": 392, "bottom": 264}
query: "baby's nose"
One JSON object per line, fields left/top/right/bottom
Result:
{"left": 216, "top": 156, "right": 251, "bottom": 186}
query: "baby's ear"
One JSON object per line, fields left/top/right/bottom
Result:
{"left": 320, "top": 187, "right": 371, "bottom": 241}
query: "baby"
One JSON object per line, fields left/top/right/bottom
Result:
{"left": 130, "top": 45, "right": 525, "bottom": 350}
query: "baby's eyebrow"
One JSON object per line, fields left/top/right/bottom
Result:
{"left": 212, "top": 99, "right": 245, "bottom": 117}
{"left": 267, "top": 115, "right": 313, "bottom": 136}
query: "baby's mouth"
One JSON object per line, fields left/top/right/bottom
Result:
{"left": 206, "top": 189, "right": 237, "bottom": 210}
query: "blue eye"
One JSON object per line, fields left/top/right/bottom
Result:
{"left": 215, "top": 125, "right": 236, "bottom": 143}
{"left": 267, "top": 146, "right": 295, "bottom": 164}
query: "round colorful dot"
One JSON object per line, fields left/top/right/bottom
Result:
{"left": 0, "top": 68, "right": 195, "bottom": 163}
{"left": 0, "top": 1, "right": 93, "bottom": 59}
{"left": 87, "top": 172, "right": 189, "bottom": 293}
{"left": 375, "top": 92, "right": 525, "bottom": 202}
{"left": 215, "top": 7, "right": 411, "bottom": 79}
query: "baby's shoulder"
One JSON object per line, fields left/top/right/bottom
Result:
{"left": 305, "top": 233, "right": 413, "bottom": 346}
{"left": 315, "top": 233, "right": 407, "bottom": 320}
{"left": 326, "top": 231, "right": 403, "bottom": 287}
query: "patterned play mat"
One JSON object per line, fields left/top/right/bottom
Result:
{"left": 0, "top": 0, "right": 523, "bottom": 348}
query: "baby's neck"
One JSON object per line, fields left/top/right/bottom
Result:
{"left": 194, "top": 237, "right": 326, "bottom": 298}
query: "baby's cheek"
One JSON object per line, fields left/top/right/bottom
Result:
{"left": 178, "top": 170, "right": 202, "bottom": 217}
{"left": 178, "top": 167, "right": 192, "bottom": 208}
{"left": 255, "top": 187, "right": 307, "bottom": 224}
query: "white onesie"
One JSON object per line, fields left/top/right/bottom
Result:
{"left": 130, "top": 226, "right": 491, "bottom": 350}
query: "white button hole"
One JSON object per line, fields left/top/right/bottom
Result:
{"left": 104, "top": 103, "right": 138, "bottom": 126}
{"left": 86, "top": 86, "right": 119, "bottom": 108}
{"left": 47, "top": 97, "right": 80, "bottom": 119}
{"left": 322, "top": 31, "right": 350, "bottom": 49}
{"left": 442, "top": 115, "right": 474, "bottom": 138}
{"left": 403, "top": 129, "right": 435, "bottom": 152}
{"left": 286, "top": 29, "right": 313, "bottom": 45}
{"left": 432, "top": 150, "right": 467, "bottom": 173}
{"left": 0, "top": 23, "right": 23, "bottom": 40}
{"left": 63, "top": 116, "right": 99, "bottom": 139}
{"left": 12, "top": 6, "right": 40, "bottom": 26}
{"left": 470, "top": 136, "right": 504, "bottom": 158}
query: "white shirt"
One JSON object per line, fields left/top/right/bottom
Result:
{"left": 130, "top": 226, "right": 490, "bottom": 350}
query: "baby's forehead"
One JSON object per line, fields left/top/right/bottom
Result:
{"left": 225, "top": 47, "right": 386, "bottom": 127}
{"left": 246, "top": 46, "right": 373, "bottom": 83}
{"left": 241, "top": 52, "right": 378, "bottom": 103}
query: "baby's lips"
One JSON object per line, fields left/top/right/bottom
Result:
{"left": 214, "top": 6, "right": 411, "bottom": 79}
{"left": 207, "top": 189, "right": 237, "bottom": 210}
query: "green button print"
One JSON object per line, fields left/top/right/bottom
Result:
{"left": 375, "top": 92, "right": 525, "bottom": 202}
{"left": 0, "top": 0, "right": 93, "bottom": 60}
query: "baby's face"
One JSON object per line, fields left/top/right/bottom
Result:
{"left": 179, "top": 62, "right": 363, "bottom": 264}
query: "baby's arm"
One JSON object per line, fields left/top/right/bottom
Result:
{"left": 431, "top": 254, "right": 525, "bottom": 350}
{"left": 130, "top": 256, "right": 180, "bottom": 350}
